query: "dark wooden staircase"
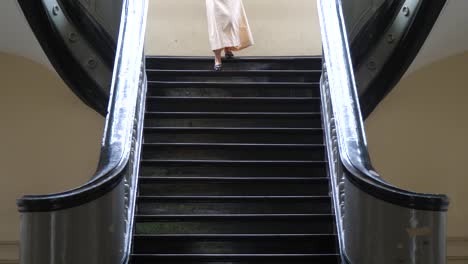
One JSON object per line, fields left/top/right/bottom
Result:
{"left": 130, "top": 56, "right": 340, "bottom": 264}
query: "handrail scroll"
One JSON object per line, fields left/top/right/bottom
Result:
{"left": 318, "top": 0, "right": 449, "bottom": 263}
{"left": 16, "top": 0, "right": 148, "bottom": 263}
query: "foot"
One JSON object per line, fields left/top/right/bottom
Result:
{"left": 213, "top": 63, "right": 223, "bottom": 71}
{"left": 225, "top": 50, "right": 234, "bottom": 59}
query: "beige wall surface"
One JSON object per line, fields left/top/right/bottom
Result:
{"left": 145, "top": 0, "right": 322, "bottom": 56}
{"left": 0, "top": 52, "right": 103, "bottom": 259}
{"left": 366, "top": 52, "right": 468, "bottom": 261}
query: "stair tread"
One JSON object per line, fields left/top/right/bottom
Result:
{"left": 146, "top": 55, "right": 322, "bottom": 60}
{"left": 138, "top": 177, "right": 329, "bottom": 183}
{"left": 137, "top": 196, "right": 330, "bottom": 200}
{"left": 140, "top": 159, "right": 327, "bottom": 165}
{"left": 148, "top": 69, "right": 321, "bottom": 73}
{"left": 141, "top": 159, "right": 326, "bottom": 162}
{"left": 144, "top": 127, "right": 322, "bottom": 132}
{"left": 138, "top": 176, "right": 327, "bottom": 181}
{"left": 147, "top": 81, "right": 320, "bottom": 89}
{"left": 133, "top": 233, "right": 336, "bottom": 238}
{"left": 147, "top": 69, "right": 321, "bottom": 82}
{"left": 145, "top": 111, "right": 321, "bottom": 116}
{"left": 143, "top": 143, "right": 324, "bottom": 147}
{"left": 147, "top": 96, "right": 320, "bottom": 100}
{"left": 146, "top": 111, "right": 320, "bottom": 114}
{"left": 148, "top": 80, "right": 319, "bottom": 85}
{"left": 131, "top": 253, "right": 338, "bottom": 256}
{"left": 136, "top": 214, "right": 334, "bottom": 218}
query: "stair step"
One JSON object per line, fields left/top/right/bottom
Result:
{"left": 142, "top": 143, "right": 325, "bottom": 160}
{"left": 131, "top": 253, "right": 339, "bottom": 264}
{"left": 147, "top": 81, "right": 320, "bottom": 97}
{"left": 144, "top": 112, "right": 322, "bottom": 128}
{"left": 147, "top": 69, "right": 321, "bottom": 82}
{"left": 143, "top": 127, "right": 323, "bottom": 144}
{"left": 146, "top": 96, "right": 321, "bottom": 112}
{"left": 147, "top": 81, "right": 319, "bottom": 89}
{"left": 139, "top": 165, "right": 327, "bottom": 178}
{"left": 142, "top": 143, "right": 324, "bottom": 148}
{"left": 137, "top": 196, "right": 331, "bottom": 214}
{"left": 140, "top": 159, "right": 326, "bottom": 166}
{"left": 144, "top": 127, "right": 322, "bottom": 133}
{"left": 139, "top": 158, "right": 327, "bottom": 178}
{"left": 145, "top": 111, "right": 321, "bottom": 118}
{"left": 146, "top": 56, "right": 323, "bottom": 71}
{"left": 138, "top": 177, "right": 329, "bottom": 196}
{"left": 133, "top": 234, "right": 336, "bottom": 254}
{"left": 135, "top": 214, "right": 335, "bottom": 235}
{"left": 147, "top": 96, "right": 320, "bottom": 101}
{"left": 138, "top": 176, "right": 326, "bottom": 182}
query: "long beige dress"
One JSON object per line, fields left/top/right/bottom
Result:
{"left": 205, "top": 0, "right": 254, "bottom": 51}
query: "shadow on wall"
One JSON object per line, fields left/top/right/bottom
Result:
{"left": 145, "top": 0, "right": 322, "bottom": 56}
{"left": 0, "top": 52, "right": 104, "bottom": 244}
{"left": 365, "top": 51, "right": 468, "bottom": 258}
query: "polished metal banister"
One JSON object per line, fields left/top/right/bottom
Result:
{"left": 318, "top": 0, "right": 449, "bottom": 263}
{"left": 17, "top": 0, "right": 148, "bottom": 263}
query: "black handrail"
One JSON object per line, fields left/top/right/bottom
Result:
{"left": 319, "top": 0, "right": 449, "bottom": 212}
{"left": 17, "top": 0, "right": 110, "bottom": 115}
{"left": 352, "top": 0, "right": 448, "bottom": 118}
{"left": 59, "top": 0, "right": 118, "bottom": 68}
{"left": 17, "top": 0, "right": 147, "bottom": 212}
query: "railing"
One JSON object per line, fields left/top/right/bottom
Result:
{"left": 318, "top": 1, "right": 449, "bottom": 263}
{"left": 341, "top": 0, "right": 448, "bottom": 118}
{"left": 16, "top": 0, "right": 148, "bottom": 263}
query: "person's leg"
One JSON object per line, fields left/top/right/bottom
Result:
{"left": 213, "top": 48, "right": 223, "bottom": 71}
{"left": 224, "top": 47, "right": 234, "bottom": 59}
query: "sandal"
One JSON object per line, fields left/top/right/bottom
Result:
{"left": 225, "top": 51, "right": 235, "bottom": 59}
{"left": 214, "top": 63, "right": 223, "bottom": 71}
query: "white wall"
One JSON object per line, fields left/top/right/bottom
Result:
{"left": 145, "top": 0, "right": 322, "bottom": 56}
{"left": 0, "top": 52, "right": 104, "bottom": 263}
{"left": 408, "top": 0, "right": 468, "bottom": 73}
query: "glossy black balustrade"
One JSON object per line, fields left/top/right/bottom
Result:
{"left": 318, "top": 0, "right": 448, "bottom": 263}
{"left": 18, "top": 0, "right": 124, "bottom": 115}
{"left": 16, "top": 0, "right": 148, "bottom": 263}
{"left": 341, "top": 0, "right": 447, "bottom": 117}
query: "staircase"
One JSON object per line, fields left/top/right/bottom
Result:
{"left": 130, "top": 56, "right": 340, "bottom": 263}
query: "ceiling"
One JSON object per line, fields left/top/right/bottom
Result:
{"left": 0, "top": 0, "right": 466, "bottom": 74}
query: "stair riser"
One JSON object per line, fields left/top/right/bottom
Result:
{"left": 131, "top": 255, "right": 339, "bottom": 264}
{"left": 138, "top": 199, "right": 332, "bottom": 215}
{"left": 139, "top": 165, "right": 327, "bottom": 178}
{"left": 133, "top": 236, "right": 337, "bottom": 254}
{"left": 143, "top": 132, "right": 323, "bottom": 144}
{"left": 142, "top": 147, "right": 325, "bottom": 161}
{"left": 144, "top": 118, "right": 322, "bottom": 128}
{"left": 138, "top": 182, "right": 329, "bottom": 196}
{"left": 148, "top": 81, "right": 318, "bottom": 88}
{"left": 146, "top": 100, "right": 321, "bottom": 112}
{"left": 147, "top": 87, "right": 320, "bottom": 98}
{"left": 146, "top": 58, "right": 322, "bottom": 71}
{"left": 147, "top": 73, "right": 321, "bottom": 83}
{"left": 135, "top": 218, "right": 334, "bottom": 234}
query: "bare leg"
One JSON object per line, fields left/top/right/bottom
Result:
{"left": 213, "top": 49, "right": 223, "bottom": 65}
{"left": 213, "top": 48, "right": 223, "bottom": 71}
